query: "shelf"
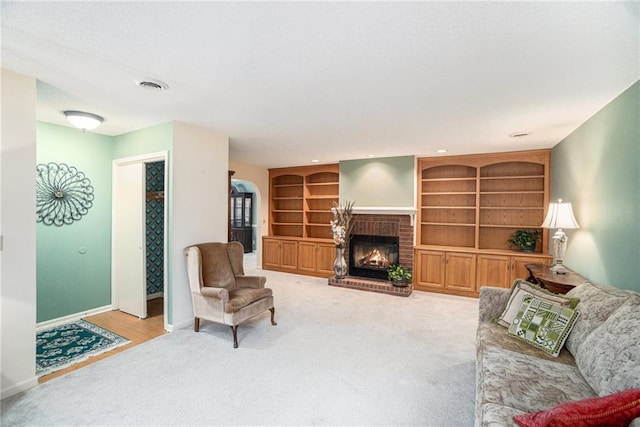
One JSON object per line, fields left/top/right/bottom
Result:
{"left": 479, "top": 207, "right": 543, "bottom": 210}
{"left": 273, "top": 183, "right": 303, "bottom": 188}
{"left": 306, "top": 182, "right": 338, "bottom": 187}
{"left": 479, "top": 175, "right": 544, "bottom": 180}
{"left": 273, "top": 209, "right": 303, "bottom": 212}
{"left": 422, "top": 192, "right": 476, "bottom": 195}
{"left": 421, "top": 177, "right": 476, "bottom": 182}
{"left": 422, "top": 222, "right": 476, "bottom": 227}
{"left": 273, "top": 196, "right": 304, "bottom": 200}
{"left": 306, "top": 223, "right": 330, "bottom": 227}
{"left": 306, "top": 195, "right": 338, "bottom": 199}
{"left": 423, "top": 206, "right": 476, "bottom": 210}
{"left": 479, "top": 191, "right": 544, "bottom": 195}
{"left": 272, "top": 222, "right": 303, "bottom": 226}
{"left": 479, "top": 224, "right": 543, "bottom": 229}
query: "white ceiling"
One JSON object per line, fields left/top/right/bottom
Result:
{"left": 2, "top": 1, "right": 638, "bottom": 168}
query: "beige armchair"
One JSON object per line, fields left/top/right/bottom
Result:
{"left": 184, "top": 242, "right": 276, "bottom": 348}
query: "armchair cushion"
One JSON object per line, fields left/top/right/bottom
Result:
{"left": 225, "top": 288, "right": 273, "bottom": 313}
{"left": 199, "top": 287, "right": 229, "bottom": 301}
{"left": 235, "top": 275, "right": 267, "bottom": 289}
{"left": 197, "top": 243, "right": 236, "bottom": 289}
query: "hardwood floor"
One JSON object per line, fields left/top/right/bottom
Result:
{"left": 39, "top": 298, "right": 166, "bottom": 383}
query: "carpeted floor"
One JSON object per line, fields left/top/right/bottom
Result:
{"left": 2, "top": 263, "right": 479, "bottom": 426}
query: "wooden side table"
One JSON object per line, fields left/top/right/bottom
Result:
{"left": 525, "top": 263, "right": 589, "bottom": 294}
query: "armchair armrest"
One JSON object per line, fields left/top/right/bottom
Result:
{"left": 478, "top": 286, "right": 510, "bottom": 323}
{"left": 199, "top": 287, "right": 229, "bottom": 302}
{"left": 235, "top": 275, "right": 266, "bottom": 289}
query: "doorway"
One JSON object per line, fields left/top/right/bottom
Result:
{"left": 112, "top": 151, "right": 168, "bottom": 329}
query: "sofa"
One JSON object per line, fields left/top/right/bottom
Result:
{"left": 475, "top": 280, "right": 640, "bottom": 426}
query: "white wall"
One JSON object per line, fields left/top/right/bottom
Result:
{"left": 1, "top": 69, "right": 38, "bottom": 398}
{"left": 170, "top": 122, "right": 229, "bottom": 328}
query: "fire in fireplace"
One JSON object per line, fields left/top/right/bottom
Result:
{"left": 349, "top": 234, "right": 399, "bottom": 280}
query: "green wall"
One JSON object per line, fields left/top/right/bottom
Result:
{"left": 551, "top": 80, "right": 639, "bottom": 291}
{"left": 339, "top": 156, "right": 415, "bottom": 207}
{"left": 36, "top": 122, "right": 114, "bottom": 322}
{"left": 112, "top": 122, "right": 173, "bottom": 159}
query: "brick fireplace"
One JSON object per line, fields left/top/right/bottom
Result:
{"left": 328, "top": 209, "right": 415, "bottom": 296}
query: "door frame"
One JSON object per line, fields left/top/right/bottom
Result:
{"left": 111, "top": 151, "right": 169, "bottom": 329}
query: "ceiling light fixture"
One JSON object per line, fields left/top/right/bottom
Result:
{"left": 436, "top": 149, "right": 448, "bottom": 153}
{"left": 63, "top": 110, "right": 103, "bottom": 132}
{"left": 367, "top": 154, "right": 375, "bottom": 158}
{"left": 311, "top": 159, "right": 320, "bottom": 163}
{"left": 134, "top": 78, "right": 169, "bottom": 91}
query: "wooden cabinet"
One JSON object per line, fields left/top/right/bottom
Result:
{"left": 415, "top": 150, "right": 552, "bottom": 297}
{"left": 230, "top": 191, "right": 253, "bottom": 252}
{"left": 415, "top": 249, "right": 476, "bottom": 296}
{"left": 477, "top": 254, "right": 550, "bottom": 289}
{"left": 262, "top": 238, "right": 298, "bottom": 272}
{"left": 264, "top": 164, "right": 339, "bottom": 278}
{"left": 298, "top": 241, "right": 335, "bottom": 276}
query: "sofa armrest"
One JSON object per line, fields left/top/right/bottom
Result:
{"left": 199, "top": 287, "right": 229, "bottom": 302}
{"left": 235, "top": 275, "right": 266, "bottom": 289}
{"left": 478, "top": 286, "right": 510, "bottom": 323}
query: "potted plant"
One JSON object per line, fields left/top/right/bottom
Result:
{"left": 509, "top": 229, "right": 541, "bottom": 253}
{"left": 388, "top": 264, "right": 412, "bottom": 287}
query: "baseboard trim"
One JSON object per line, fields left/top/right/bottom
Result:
{"left": 36, "top": 305, "right": 114, "bottom": 331}
{"left": 1, "top": 376, "right": 38, "bottom": 400}
{"left": 147, "top": 292, "right": 164, "bottom": 301}
{"left": 166, "top": 318, "right": 191, "bottom": 332}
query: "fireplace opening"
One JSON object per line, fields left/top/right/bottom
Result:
{"left": 349, "top": 234, "right": 399, "bottom": 280}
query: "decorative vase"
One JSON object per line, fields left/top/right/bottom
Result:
{"left": 334, "top": 247, "right": 348, "bottom": 279}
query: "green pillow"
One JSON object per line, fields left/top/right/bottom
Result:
{"left": 495, "top": 279, "right": 579, "bottom": 328}
{"left": 507, "top": 296, "right": 580, "bottom": 357}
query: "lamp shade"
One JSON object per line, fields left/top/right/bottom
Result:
{"left": 541, "top": 200, "right": 580, "bottom": 229}
{"left": 63, "top": 110, "right": 103, "bottom": 131}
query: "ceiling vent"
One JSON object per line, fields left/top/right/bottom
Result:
{"left": 134, "top": 78, "right": 169, "bottom": 91}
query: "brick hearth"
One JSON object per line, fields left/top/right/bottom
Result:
{"left": 347, "top": 213, "right": 414, "bottom": 270}
{"left": 327, "top": 212, "right": 415, "bottom": 297}
{"left": 328, "top": 276, "right": 413, "bottom": 297}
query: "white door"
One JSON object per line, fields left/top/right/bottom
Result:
{"left": 113, "top": 162, "right": 147, "bottom": 318}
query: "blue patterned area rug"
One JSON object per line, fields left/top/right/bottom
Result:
{"left": 36, "top": 319, "right": 130, "bottom": 376}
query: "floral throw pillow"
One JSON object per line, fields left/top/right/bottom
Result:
{"left": 507, "top": 296, "right": 580, "bottom": 357}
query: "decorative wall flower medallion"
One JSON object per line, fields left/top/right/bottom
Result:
{"left": 36, "top": 162, "right": 94, "bottom": 226}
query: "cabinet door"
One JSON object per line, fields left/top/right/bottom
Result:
{"left": 477, "top": 254, "right": 511, "bottom": 289}
{"left": 298, "top": 241, "right": 317, "bottom": 273}
{"left": 445, "top": 252, "right": 477, "bottom": 291}
{"left": 415, "top": 250, "right": 446, "bottom": 290}
{"left": 280, "top": 240, "right": 298, "bottom": 270}
{"left": 317, "top": 243, "right": 336, "bottom": 276}
{"left": 511, "top": 256, "right": 547, "bottom": 283}
{"left": 263, "top": 238, "right": 281, "bottom": 269}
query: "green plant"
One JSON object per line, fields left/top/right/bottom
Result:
{"left": 509, "top": 229, "right": 541, "bottom": 252}
{"left": 387, "top": 264, "right": 412, "bottom": 281}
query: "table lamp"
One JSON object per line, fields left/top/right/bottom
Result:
{"left": 541, "top": 199, "right": 580, "bottom": 274}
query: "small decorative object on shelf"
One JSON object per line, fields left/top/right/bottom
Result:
{"left": 330, "top": 200, "right": 355, "bottom": 278}
{"left": 508, "top": 229, "right": 541, "bottom": 253}
{"left": 388, "top": 263, "right": 412, "bottom": 287}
